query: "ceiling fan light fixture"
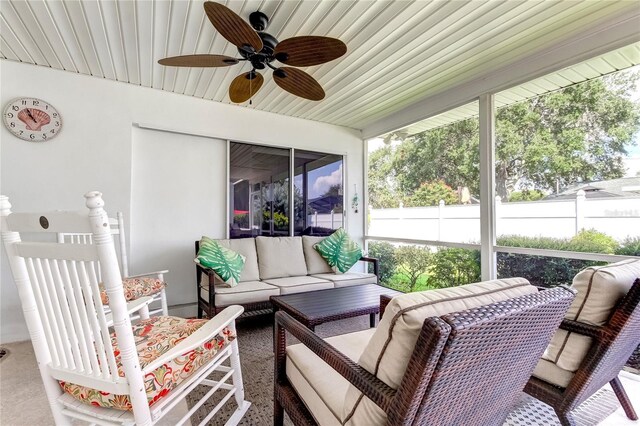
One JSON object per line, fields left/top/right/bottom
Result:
{"left": 273, "top": 68, "right": 287, "bottom": 79}
{"left": 249, "top": 11, "right": 269, "bottom": 31}
{"left": 275, "top": 52, "right": 289, "bottom": 63}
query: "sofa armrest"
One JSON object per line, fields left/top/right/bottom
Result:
{"left": 274, "top": 311, "right": 396, "bottom": 412}
{"left": 360, "top": 256, "right": 379, "bottom": 280}
{"left": 559, "top": 319, "right": 602, "bottom": 338}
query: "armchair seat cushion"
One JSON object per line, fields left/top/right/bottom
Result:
{"left": 263, "top": 276, "right": 333, "bottom": 295}
{"left": 311, "top": 272, "right": 377, "bottom": 288}
{"left": 60, "top": 316, "right": 234, "bottom": 410}
{"left": 100, "top": 277, "right": 166, "bottom": 305}
{"left": 201, "top": 281, "right": 280, "bottom": 306}
{"left": 286, "top": 329, "right": 376, "bottom": 425}
{"left": 532, "top": 359, "right": 575, "bottom": 388}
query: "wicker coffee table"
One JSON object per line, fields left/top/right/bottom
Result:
{"left": 270, "top": 284, "right": 402, "bottom": 331}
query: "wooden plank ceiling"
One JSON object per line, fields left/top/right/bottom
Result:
{"left": 0, "top": 0, "right": 637, "bottom": 131}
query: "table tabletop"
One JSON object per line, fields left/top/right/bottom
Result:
{"left": 270, "top": 284, "right": 403, "bottom": 326}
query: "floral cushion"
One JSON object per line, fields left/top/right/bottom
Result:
{"left": 100, "top": 277, "right": 166, "bottom": 305}
{"left": 59, "top": 316, "right": 235, "bottom": 410}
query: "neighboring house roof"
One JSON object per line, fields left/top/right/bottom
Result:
{"left": 545, "top": 177, "right": 640, "bottom": 200}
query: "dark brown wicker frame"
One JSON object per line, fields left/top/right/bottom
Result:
{"left": 274, "top": 286, "right": 576, "bottom": 426}
{"left": 524, "top": 278, "right": 640, "bottom": 426}
{"left": 195, "top": 240, "right": 380, "bottom": 318}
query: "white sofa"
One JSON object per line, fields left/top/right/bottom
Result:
{"left": 195, "top": 236, "right": 379, "bottom": 317}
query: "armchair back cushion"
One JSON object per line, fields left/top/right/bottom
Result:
{"left": 208, "top": 238, "right": 260, "bottom": 283}
{"left": 302, "top": 236, "right": 333, "bottom": 275}
{"left": 343, "top": 277, "right": 537, "bottom": 425}
{"left": 256, "top": 236, "right": 308, "bottom": 280}
{"left": 542, "top": 258, "right": 640, "bottom": 372}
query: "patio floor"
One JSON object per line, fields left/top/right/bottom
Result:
{"left": 0, "top": 338, "right": 638, "bottom": 425}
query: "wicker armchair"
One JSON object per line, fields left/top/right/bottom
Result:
{"left": 274, "top": 283, "right": 575, "bottom": 425}
{"left": 525, "top": 278, "right": 640, "bottom": 426}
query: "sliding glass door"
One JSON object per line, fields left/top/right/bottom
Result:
{"left": 229, "top": 143, "right": 344, "bottom": 239}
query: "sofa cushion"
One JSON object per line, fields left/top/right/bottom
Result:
{"left": 60, "top": 316, "right": 234, "bottom": 410}
{"left": 195, "top": 237, "right": 245, "bottom": 287}
{"left": 312, "top": 272, "right": 377, "bottom": 288}
{"left": 532, "top": 359, "right": 575, "bottom": 388}
{"left": 342, "top": 278, "right": 537, "bottom": 425}
{"left": 201, "top": 280, "right": 280, "bottom": 306}
{"left": 263, "top": 276, "right": 333, "bottom": 295}
{"left": 202, "top": 238, "right": 260, "bottom": 283}
{"left": 256, "top": 236, "right": 308, "bottom": 279}
{"left": 314, "top": 228, "right": 362, "bottom": 273}
{"left": 542, "top": 259, "right": 640, "bottom": 372}
{"left": 287, "top": 329, "right": 376, "bottom": 425}
{"left": 303, "top": 236, "right": 333, "bottom": 275}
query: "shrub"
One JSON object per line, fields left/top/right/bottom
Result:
{"left": 496, "top": 232, "right": 612, "bottom": 287}
{"left": 403, "top": 180, "right": 458, "bottom": 207}
{"left": 394, "top": 245, "right": 432, "bottom": 292}
{"left": 508, "top": 190, "right": 545, "bottom": 202}
{"left": 430, "top": 248, "right": 480, "bottom": 288}
{"left": 615, "top": 237, "right": 640, "bottom": 256}
{"left": 569, "top": 229, "right": 618, "bottom": 254}
{"left": 367, "top": 241, "right": 397, "bottom": 284}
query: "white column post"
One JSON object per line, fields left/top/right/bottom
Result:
{"left": 575, "top": 189, "right": 585, "bottom": 235}
{"left": 438, "top": 200, "right": 445, "bottom": 241}
{"left": 495, "top": 195, "right": 502, "bottom": 240}
{"left": 479, "top": 94, "right": 497, "bottom": 280}
{"left": 331, "top": 209, "right": 335, "bottom": 228}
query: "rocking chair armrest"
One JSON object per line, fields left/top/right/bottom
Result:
{"left": 125, "top": 269, "right": 169, "bottom": 280}
{"left": 275, "top": 311, "right": 396, "bottom": 411}
{"left": 105, "top": 296, "right": 154, "bottom": 327}
{"left": 142, "top": 305, "right": 244, "bottom": 374}
{"left": 559, "top": 319, "right": 602, "bottom": 338}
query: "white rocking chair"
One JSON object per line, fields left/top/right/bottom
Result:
{"left": 1, "top": 192, "right": 251, "bottom": 425}
{"left": 57, "top": 211, "right": 169, "bottom": 318}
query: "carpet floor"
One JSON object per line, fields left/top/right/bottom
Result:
{"left": 186, "top": 314, "right": 620, "bottom": 426}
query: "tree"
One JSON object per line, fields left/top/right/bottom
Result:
{"left": 368, "top": 71, "right": 640, "bottom": 204}
{"left": 394, "top": 245, "right": 432, "bottom": 292}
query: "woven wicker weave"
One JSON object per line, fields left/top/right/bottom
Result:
{"left": 274, "top": 286, "right": 575, "bottom": 426}
{"left": 525, "top": 278, "right": 640, "bottom": 426}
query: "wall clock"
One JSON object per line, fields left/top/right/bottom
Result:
{"left": 3, "top": 97, "right": 62, "bottom": 142}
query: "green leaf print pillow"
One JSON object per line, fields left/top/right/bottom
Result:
{"left": 314, "top": 228, "right": 362, "bottom": 273}
{"left": 195, "top": 237, "right": 245, "bottom": 287}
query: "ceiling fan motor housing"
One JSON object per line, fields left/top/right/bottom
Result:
{"left": 249, "top": 11, "right": 269, "bottom": 31}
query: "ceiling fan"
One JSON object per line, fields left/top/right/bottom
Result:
{"left": 158, "top": 1, "right": 347, "bottom": 103}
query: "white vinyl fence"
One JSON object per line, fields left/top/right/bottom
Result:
{"left": 368, "top": 191, "right": 640, "bottom": 243}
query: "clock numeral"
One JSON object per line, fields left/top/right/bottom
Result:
{"left": 18, "top": 130, "right": 24, "bottom": 135}
{"left": 55, "top": 121, "right": 60, "bottom": 126}
{"left": 42, "top": 134, "right": 47, "bottom": 140}
{"left": 32, "top": 100, "right": 39, "bottom": 106}
{"left": 9, "top": 122, "right": 15, "bottom": 128}
{"left": 30, "top": 133, "right": 35, "bottom": 139}
{"left": 45, "top": 105, "right": 48, "bottom": 110}
{"left": 52, "top": 113, "right": 58, "bottom": 118}
{"left": 12, "top": 106, "right": 19, "bottom": 111}
{"left": 6, "top": 113, "right": 13, "bottom": 118}
{"left": 21, "top": 100, "right": 27, "bottom": 105}
{"left": 50, "top": 129, "right": 56, "bottom": 134}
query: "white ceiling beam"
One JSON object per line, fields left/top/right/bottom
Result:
{"left": 362, "top": 7, "right": 640, "bottom": 140}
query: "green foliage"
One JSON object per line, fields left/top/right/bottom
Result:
{"left": 570, "top": 229, "right": 619, "bottom": 254}
{"left": 367, "top": 71, "right": 640, "bottom": 205}
{"left": 233, "top": 213, "right": 249, "bottom": 228}
{"left": 404, "top": 180, "right": 458, "bottom": 207}
{"left": 367, "top": 241, "right": 397, "bottom": 284}
{"left": 430, "top": 248, "right": 481, "bottom": 288}
{"left": 615, "top": 237, "right": 640, "bottom": 256}
{"left": 496, "top": 233, "right": 616, "bottom": 287}
{"left": 394, "top": 245, "right": 432, "bottom": 292}
{"left": 263, "top": 211, "right": 289, "bottom": 227}
{"left": 508, "top": 190, "right": 545, "bottom": 202}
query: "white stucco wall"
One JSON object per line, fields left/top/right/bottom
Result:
{"left": 0, "top": 61, "right": 363, "bottom": 343}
